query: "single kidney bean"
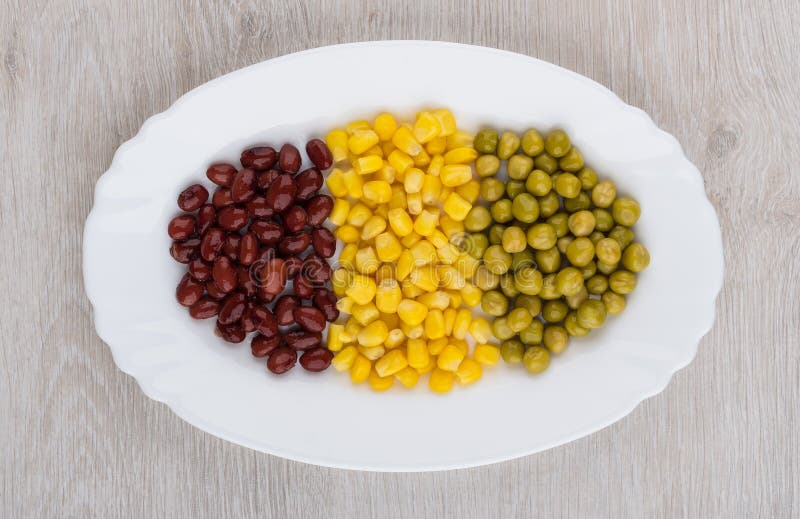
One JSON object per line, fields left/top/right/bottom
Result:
{"left": 294, "top": 168, "right": 323, "bottom": 200}
{"left": 293, "top": 306, "right": 326, "bottom": 333}
{"left": 206, "top": 163, "right": 237, "bottom": 187}
{"left": 256, "top": 286, "right": 276, "bottom": 304}
{"left": 176, "top": 273, "right": 204, "bottom": 307}
{"left": 256, "top": 307, "right": 279, "bottom": 340}
{"left": 241, "top": 146, "right": 277, "bottom": 170}
{"left": 313, "top": 288, "right": 339, "bottom": 322}
{"left": 178, "top": 184, "right": 209, "bottom": 212}
{"left": 303, "top": 254, "right": 331, "bottom": 283}
{"left": 260, "top": 257, "right": 287, "bottom": 295}
{"left": 300, "top": 347, "right": 333, "bottom": 372}
{"left": 217, "top": 205, "right": 248, "bottom": 231}
{"left": 306, "top": 139, "right": 333, "bottom": 170}
{"left": 196, "top": 204, "right": 216, "bottom": 234}
{"left": 305, "top": 195, "right": 333, "bottom": 227}
{"left": 250, "top": 305, "right": 269, "bottom": 327}
{"left": 206, "top": 280, "right": 227, "bottom": 299}
{"left": 168, "top": 214, "right": 196, "bottom": 240}
{"left": 282, "top": 205, "right": 307, "bottom": 233}
{"left": 265, "top": 173, "right": 297, "bottom": 213}
{"left": 223, "top": 234, "right": 241, "bottom": 262}
{"left": 257, "top": 169, "right": 280, "bottom": 190}
{"left": 277, "top": 232, "right": 310, "bottom": 256}
{"left": 200, "top": 227, "right": 226, "bottom": 262}
{"left": 216, "top": 321, "right": 245, "bottom": 343}
{"left": 212, "top": 187, "right": 234, "bottom": 208}
{"left": 246, "top": 195, "right": 274, "bottom": 219}
{"left": 250, "top": 220, "right": 284, "bottom": 244}
{"left": 189, "top": 297, "right": 221, "bottom": 319}
{"left": 293, "top": 273, "right": 314, "bottom": 299}
{"left": 170, "top": 238, "right": 200, "bottom": 264}
{"left": 231, "top": 168, "right": 256, "bottom": 203}
{"left": 285, "top": 330, "right": 322, "bottom": 351}
{"left": 251, "top": 333, "right": 280, "bottom": 357}
{"left": 267, "top": 346, "right": 297, "bottom": 374}
{"left": 188, "top": 257, "right": 212, "bottom": 281}
{"left": 218, "top": 291, "right": 247, "bottom": 325}
{"left": 237, "top": 265, "right": 258, "bottom": 298}
{"left": 284, "top": 255, "right": 303, "bottom": 279}
{"left": 274, "top": 295, "right": 300, "bottom": 326}
{"left": 213, "top": 256, "right": 238, "bottom": 293}
{"left": 240, "top": 301, "right": 258, "bottom": 333}
{"left": 278, "top": 143, "right": 301, "bottom": 173}
{"left": 311, "top": 227, "right": 336, "bottom": 258}
{"left": 239, "top": 232, "right": 258, "bottom": 266}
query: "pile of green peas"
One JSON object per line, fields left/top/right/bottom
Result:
{"left": 462, "top": 127, "right": 651, "bottom": 375}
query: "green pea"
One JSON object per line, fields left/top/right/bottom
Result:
{"left": 586, "top": 274, "right": 609, "bottom": 295}
{"left": 564, "top": 311, "right": 590, "bottom": 337}
{"left": 568, "top": 210, "right": 596, "bottom": 236}
{"left": 484, "top": 244, "right": 512, "bottom": 274}
{"left": 544, "top": 129, "right": 571, "bottom": 158}
{"left": 565, "top": 286, "right": 589, "bottom": 309}
{"left": 566, "top": 237, "right": 595, "bottom": 267}
{"left": 576, "top": 299, "right": 607, "bottom": 329}
{"left": 501, "top": 226, "right": 527, "bottom": 253}
{"left": 523, "top": 346, "right": 551, "bottom": 373}
{"left": 488, "top": 224, "right": 506, "bottom": 245}
{"left": 526, "top": 223, "right": 557, "bottom": 250}
{"left": 474, "top": 129, "right": 499, "bottom": 154}
{"left": 507, "top": 307, "right": 534, "bottom": 332}
{"left": 533, "top": 152, "right": 559, "bottom": 174}
{"left": 555, "top": 173, "right": 581, "bottom": 198}
{"left": 525, "top": 169, "right": 552, "bottom": 196}
{"left": 591, "top": 181, "right": 617, "bottom": 208}
{"left": 535, "top": 247, "right": 561, "bottom": 273}
{"left": 511, "top": 193, "right": 540, "bottom": 223}
{"left": 490, "top": 199, "right": 513, "bottom": 223}
{"left": 608, "top": 225, "right": 634, "bottom": 250}
{"left": 500, "top": 274, "right": 520, "bottom": 298}
{"left": 463, "top": 206, "right": 491, "bottom": 232}
{"left": 595, "top": 238, "right": 622, "bottom": 264}
{"left": 473, "top": 264, "right": 500, "bottom": 290}
{"left": 465, "top": 233, "right": 489, "bottom": 259}
{"left": 593, "top": 208, "right": 614, "bottom": 232}
{"left": 602, "top": 291, "right": 627, "bottom": 314}
{"left": 508, "top": 154, "right": 534, "bottom": 180}
{"left": 609, "top": 270, "right": 637, "bottom": 294}
{"left": 537, "top": 192, "right": 560, "bottom": 217}
{"left": 563, "top": 191, "right": 591, "bottom": 213}
{"left": 500, "top": 339, "right": 525, "bottom": 363}
{"left": 542, "top": 300, "right": 569, "bottom": 322}
{"left": 480, "top": 177, "right": 505, "bottom": 202}
{"left": 543, "top": 325, "right": 569, "bottom": 353}
{"left": 581, "top": 260, "right": 597, "bottom": 279}
{"left": 596, "top": 260, "right": 618, "bottom": 275}
{"left": 546, "top": 212, "right": 569, "bottom": 237}
{"left": 558, "top": 147, "right": 584, "bottom": 172}
{"left": 475, "top": 154, "right": 501, "bottom": 177}
{"left": 511, "top": 249, "right": 535, "bottom": 271}
{"left": 555, "top": 267, "right": 584, "bottom": 297}
{"left": 539, "top": 273, "right": 561, "bottom": 300}
{"left": 519, "top": 320, "right": 544, "bottom": 345}
{"left": 521, "top": 129, "right": 545, "bottom": 156}
{"left": 622, "top": 243, "right": 650, "bottom": 272}
{"left": 497, "top": 131, "right": 521, "bottom": 160}
{"left": 556, "top": 236, "right": 574, "bottom": 254}
{"left": 612, "top": 197, "right": 641, "bottom": 226}
{"left": 493, "top": 319, "right": 516, "bottom": 341}
{"left": 515, "top": 294, "right": 542, "bottom": 316}
{"left": 505, "top": 180, "right": 526, "bottom": 199}
{"left": 577, "top": 167, "right": 598, "bottom": 190}
{"left": 514, "top": 267, "right": 543, "bottom": 295}
{"left": 589, "top": 231, "right": 605, "bottom": 245}
{"left": 481, "top": 290, "right": 509, "bottom": 316}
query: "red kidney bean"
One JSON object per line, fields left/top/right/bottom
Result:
{"left": 250, "top": 305, "right": 269, "bottom": 326}
{"left": 293, "top": 306, "right": 326, "bottom": 333}
{"left": 293, "top": 273, "right": 314, "bottom": 299}
{"left": 196, "top": 204, "right": 216, "bottom": 234}
{"left": 256, "top": 286, "right": 276, "bottom": 304}
{"left": 300, "top": 347, "right": 333, "bottom": 372}
{"left": 168, "top": 214, "right": 196, "bottom": 240}
{"left": 306, "top": 139, "right": 333, "bottom": 170}
{"left": 218, "top": 292, "right": 247, "bottom": 325}
{"left": 274, "top": 295, "right": 300, "bottom": 326}
{"left": 282, "top": 205, "right": 307, "bottom": 233}
{"left": 285, "top": 330, "right": 322, "bottom": 351}
{"left": 256, "top": 308, "right": 279, "bottom": 340}
{"left": 278, "top": 143, "right": 301, "bottom": 173}
{"left": 294, "top": 168, "right": 323, "bottom": 201}
{"left": 237, "top": 265, "right": 258, "bottom": 298}
{"left": 207, "top": 163, "right": 237, "bottom": 187}
{"left": 178, "top": 184, "right": 209, "bottom": 212}
{"left": 170, "top": 238, "right": 200, "bottom": 264}
{"left": 246, "top": 195, "right": 274, "bottom": 219}
{"left": 249, "top": 220, "right": 284, "bottom": 244}
{"left": 176, "top": 273, "right": 205, "bottom": 307}
{"left": 188, "top": 257, "right": 212, "bottom": 281}
{"left": 239, "top": 232, "right": 258, "bottom": 266}
{"left": 231, "top": 168, "right": 256, "bottom": 203}
{"left": 206, "top": 280, "right": 227, "bottom": 299}
{"left": 267, "top": 346, "right": 297, "bottom": 374}
{"left": 240, "top": 301, "right": 258, "bottom": 333}
{"left": 260, "top": 257, "right": 287, "bottom": 295}
{"left": 212, "top": 188, "right": 234, "bottom": 208}
{"left": 303, "top": 254, "right": 331, "bottom": 283}
{"left": 311, "top": 227, "right": 336, "bottom": 258}
{"left": 284, "top": 255, "right": 303, "bottom": 279}
{"left": 241, "top": 146, "right": 277, "bottom": 171}
{"left": 305, "top": 195, "right": 333, "bottom": 227}
{"left": 217, "top": 205, "right": 248, "bottom": 231}
{"left": 277, "top": 232, "right": 310, "bottom": 256}
{"left": 265, "top": 173, "right": 297, "bottom": 213}
{"left": 189, "top": 297, "right": 221, "bottom": 319}
{"left": 313, "top": 288, "right": 339, "bottom": 322}
{"left": 200, "top": 227, "right": 226, "bottom": 262}
{"left": 257, "top": 169, "right": 280, "bottom": 190}
{"left": 251, "top": 333, "right": 280, "bottom": 357}
{"left": 212, "top": 256, "right": 238, "bottom": 293}
{"left": 224, "top": 234, "right": 241, "bottom": 262}
{"left": 216, "top": 321, "right": 245, "bottom": 343}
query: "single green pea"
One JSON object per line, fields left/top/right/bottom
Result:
{"left": 473, "top": 264, "right": 500, "bottom": 290}
{"left": 497, "top": 131, "right": 521, "bottom": 160}
{"left": 591, "top": 181, "right": 617, "bottom": 208}
{"left": 539, "top": 273, "right": 561, "bottom": 300}
{"left": 465, "top": 233, "right": 489, "bottom": 259}
{"left": 519, "top": 320, "right": 544, "bottom": 345}
{"left": 544, "top": 129, "right": 571, "bottom": 158}
{"left": 543, "top": 325, "right": 569, "bottom": 353}
{"left": 493, "top": 318, "right": 517, "bottom": 341}
{"left": 558, "top": 147, "right": 584, "bottom": 172}
{"left": 566, "top": 237, "right": 595, "bottom": 267}
{"left": 475, "top": 154, "right": 501, "bottom": 177}
{"left": 602, "top": 291, "right": 627, "bottom": 314}
{"left": 501, "top": 226, "right": 527, "bottom": 253}
{"left": 556, "top": 236, "right": 574, "bottom": 254}
{"left": 542, "top": 300, "right": 569, "bottom": 322}
{"left": 500, "top": 274, "right": 520, "bottom": 298}
{"left": 622, "top": 242, "right": 650, "bottom": 272}
{"left": 595, "top": 237, "right": 622, "bottom": 264}
{"left": 533, "top": 152, "right": 559, "bottom": 174}
{"left": 609, "top": 270, "right": 637, "bottom": 294}
{"left": 586, "top": 274, "right": 609, "bottom": 295}
{"left": 507, "top": 307, "right": 534, "bottom": 332}
{"left": 481, "top": 290, "right": 509, "bottom": 316}
{"left": 488, "top": 224, "right": 506, "bottom": 245}
{"left": 505, "top": 180, "right": 526, "bottom": 199}
{"left": 564, "top": 311, "right": 590, "bottom": 337}
{"left": 463, "top": 206, "right": 492, "bottom": 232}
{"left": 511, "top": 249, "right": 535, "bottom": 271}
{"left": 484, "top": 244, "right": 513, "bottom": 274}
{"left": 535, "top": 247, "right": 561, "bottom": 273}
{"left": 589, "top": 231, "right": 605, "bottom": 245}
{"left": 515, "top": 294, "right": 542, "bottom": 316}
{"left": 563, "top": 191, "right": 591, "bottom": 213}
{"left": 546, "top": 212, "right": 569, "bottom": 237}
{"left": 581, "top": 260, "right": 597, "bottom": 279}
{"left": 480, "top": 177, "right": 505, "bottom": 202}
{"left": 608, "top": 225, "right": 635, "bottom": 250}
{"left": 537, "top": 192, "right": 560, "bottom": 217}
{"left": 508, "top": 154, "right": 534, "bottom": 180}
{"left": 612, "top": 197, "right": 641, "bottom": 226}
{"left": 568, "top": 210, "right": 596, "bottom": 237}
{"left": 555, "top": 267, "right": 584, "bottom": 297}
{"left": 500, "top": 339, "right": 525, "bottom": 363}
{"left": 511, "top": 193, "right": 540, "bottom": 223}
{"left": 576, "top": 299, "right": 607, "bottom": 329}
{"left": 525, "top": 169, "right": 552, "bottom": 196}
{"left": 474, "top": 129, "right": 499, "bottom": 154}
{"left": 523, "top": 345, "right": 551, "bottom": 373}
{"left": 596, "top": 260, "right": 618, "bottom": 275}
{"left": 565, "top": 285, "right": 589, "bottom": 309}
{"left": 577, "top": 167, "right": 598, "bottom": 190}
{"left": 521, "top": 129, "right": 545, "bottom": 157}
{"left": 490, "top": 199, "right": 513, "bottom": 223}
{"left": 593, "top": 208, "right": 614, "bottom": 232}
{"left": 555, "top": 173, "right": 582, "bottom": 198}
{"left": 526, "top": 223, "right": 557, "bottom": 250}
{"left": 514, "top": 267, "right": 543, "bottom": 295}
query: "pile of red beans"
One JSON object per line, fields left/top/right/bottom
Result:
{"left": 168, "top": 139, "right": 338, "bottom": 374}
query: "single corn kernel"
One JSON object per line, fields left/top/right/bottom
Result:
{"left": 451, "top": 339, "right": 469, "bottom": 356}
{"left": 362, "top": 180, "right": 393, "bottom": 204}
{"left": 416, "top": 356, "right": 437, "bottom": 375}
{"left": 346, "top": 274, "right": 377, "bottom": 305}
{"left": 413, "top": 111, "right": 442, "bottom": 143}
{"left": 385, "top": 329, "right": 405, "bottom": 349}
{"left": 440, "top": 164, "right": 473, "bottom": 187}
{"left": 397, "top": 250, "right": 414, "bottom": 281}
{"left": 350, "top": 354, "right": 372, "bottom": 383}
{"left": 368, "top": 368, "right": 394, "bottom": 391}
{"left": 444, "top": 147, "right": 479, "bottom": 164}
{"left": 353, "top": 155, "right": 383, "bottom": 175}
{"left": 401, "top": 282, "right": 425, "bottom": 299}
{"left": 443, "top": 308, "right": 457, "bottom": 335}
{"left": 447, "top": 289, "right": 463, "bottom": 309}
{"left": 355, "top": 246, "right": 379, "bottom": 274}
{"left": 332, "top": 270, "right": 351, "bottom": 297}
{"left": 439, "top": 265, "right": 466, "bottom": 290}
{"left": 332, "top": 345, "right": 358, "bottom": 371}
{"left": 424, "top": 309, "right": 446, "bottom": 340}
{"left": 329, "top": 198, "right": 350, "bottom": 226}
{"left": 429, "top": 368, "right": 455, "bottom": 393}
{"left": 327, "top": 323, "right": 345, "bottom": 352}
{"left": 388, "top": 149, "right": 414, "bottom": 175}
{"left": 469, "top": 318, "right": 493, "bottom": 344}
{"left": 342, "top": 169, "right": 364, "bottom": 198}
{"left": 473, "top": 344, "right": 500, "bottom": 366}
{"left": 344, "top": 317, "right": 362, "bottom": 337}
{"left": 346, "top": 120, "right": 371, "bottom": 134}
{"left": 346, "top": 203, "right": 372, "bottom": 227}
{"left": 352, "top": 302, "right": 380, "bottom": 326}
{"left": 375, "top": 231, "right": 402, "bottom": 262}
{"left": 389, "top": 184, "right": 407, "bottom": 209}
{"left": 413, "top": 209, "right": 439, "bottom": 236}
{"left": 375, "top": 279, "right": 402, "bottom": 313}
{"left": 339, "top": 244, "right": 358, "bottom": 269}
{"left": 348, "top": 129, "right": 380, "bottom": 155}
{"left": 373, "top": 204, "right": 388, "bottom": 219}
{"left": 410, "top": 265, "right": 439, "bottom": 292}
{"left": 398, "top": 299, "right": 428, "bottom": 326}
{"left": 427, "top": 154, "right": 444, "bottom": 176}
{"left": 364, "top": 144, "right": 384, "bottom": 158}
{"left": 438, "top": 187, "right": 453, "bottom": 203}
{"left": 392, "top": 126, "right": 423, "bottom": 156}
{"left": 335, "top": 295, "right": 354, "bottom": 314}
{"left": 404, "top": 167, "right": 425, "bottom": 194}
{"left": 326, "top": 130, "right": 349, "bottom": 164}
{"left": 427, "top": 230, "right": 448, "bottom": 248}
{"left": 387, "top": 208, "right": 414, "bottom": 237}
{"left": 413, "top": 148, "right": 431, "bottom": 168}
{"left": 428, "top": 337, "right": 448, "bottom": 355}
{"left": 382, "top": 141, "right": 396, "bottom": 156}
{"left": 461, "top": 283, "right": 482, "bottom": 307}
{"left": 401, "top": 321, "right": 424, "bottom": 339}
{"left": 335, "top": 224, "right": 360, "bottom": 243}
{"left": 452, "top": 309, "right": 472, "bottom": 340}
{"left": 446, "top": 130, "right": 474, "bottom": 150}
{"left": 361, "top": 215, "right": 387, "bottom": 241}
{"left": 433, "top": 109, "right": 457, "bottom": 136}
{"left": 426, "top": 137, "right": 447, "bottom": 156}
{"left": 416, "top": 291, "right": 450, "bottom": 310}
{"left": 375, "top": 263, "right": 396, "bottom": 283}
{"left": 357, "top": 320, "right": 389, "bottom": 347}
{"left": 410, "top": 240, "right": 436, "bottom": 266}
{"left": 395, "top": 366, "right": 420, "bottom": 388}
{"left": 456, "top": 179, "right": 481, "bottom": 204}
{"left": 326, "top": 168, "right": 348, "bottom": 197}
{"left": 407, "top": 338, "right": 430, "bottom": 369}
{"left": 436, "top": 242, "right": 461, "bottom": 265}
{"left": 455, "top": 253, "right": 479, "bottom": 280}
{"left": 406, "top": 192, "right": 423, "bottom": 215}
{"left": 358, "top": 344, "right": 386, "bottom": 361}
{"left": 380, "top": 311, "right": 400, "bottom": 330}
{"left": 400, "top": 231, "right": 422, "bottom": 248}
{"left": 375, "top": 348, "right": 408, "bottom": 377}
{"left": 421, "top": 174, "right": 442, "bottom": 205}
{"left": 439, "top": 214, "right": 465, "bottom": 238}
{"left": 374, "top": 113, "right": 398, "bottom": 141}
{"left": 455, "top": 358, "right": 483, "bottom": 384}
{"left": 443, "top": 192, "right": 472, "bottom": 221}
{"left": 373, "top": 163, "right": 396, "bottom": 183}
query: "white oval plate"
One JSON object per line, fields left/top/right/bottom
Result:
{"left": 83, "top": 41, "right": 723, "bottom": 471}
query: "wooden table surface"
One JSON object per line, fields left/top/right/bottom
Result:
{"left": 2, "top": 0, "right": 798, "bottom": 517}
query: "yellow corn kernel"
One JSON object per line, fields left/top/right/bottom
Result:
{"left": 438, "top": 187, "right": 453, "bottom": 203}
{"left": 387, "top": 149, "right": 414, "bottom": 175}
{"left": 342, "top": 169, "right": 364, "bottom": 198}
{"left": 407, "top": 338, "right": 430, "bottom": 369}
{"left": 374, "top": 113, "right": 398, "bottom": 141}
{"left": 326, "top": 168, "right": 348, "bottom": 197}
{"left": 401, "top": 282, "right": 425, "bottom": 299}
{"left": 426, "top": 137, "right": 447, "bottom": 156}
{"left": 329, "top": 198, "right": 350, "bottom": 226}
{"left": 424, "top": 309, "right": 446, "bottom": 340}
{"left": 357, "top": 320, "right": 389, "bottom": 347}
{"left": 452, "top": 309, "right": 472, "bottom": 339}
{"left": 413, "top": 148, "right": 431, "bottom": 168}
{"left": 429, "top": 368, "right": 455, "bottom": 393}
{"left": 410, "top": 265, "right": 439, "bottom": 292}
{"left": 395, "top": 366, "right": 420, "bottom": 388}
{"left": 443, "top": 192, "right": 472, "bottom": 221}
{"left": 339, "top": 243, "right": 358, "bottom": 269}
{"left": 373, "top": 204, "right": 388, "bottom": 219}
{"left": 365, "top": 144, "right": 384, "bottom": 158}
{"left": 375, "top": 264, "right": 396, "bottom": 284}
{"left": 380, "top": 311, "right": 399, "bottom": 330}
{"left": 456, "top": 179, "right": 481, "bottom": 204}
{"left": 354, "top": 246, "right": 378, "bottom": 274}
{"left": 375, "top": 348, "right": 408, "bottom": 377}
{"left": 335, "top": 224, "right": 360, "bottom": 243}
{"left": 456, "top": 358, "right": 482, "bottom": 385}
{"left": 396, "top": 250, "right": 414, "bottom": 281}
{"left": 407, "top": 240, "right": 433, "bottom": 266}
{"left": 451, "top": 339, "right": 469, "bottom": 356}
{"left": 336, "top": 295, "right": 354, "bottom": 314}
{"left": 406, "top": 192, "right": 423, "bottom": 215}
{"left": 461, "top": 283, "right": 482, "bottom": 307}
{"left": 436, "top": 242, "right": 460, "bottom": 265}
{"left": 473, "top": 344, "right": 500, "bottom": 366}
{"left": 346, "top": 203, "right": 371, "bottom": 227}
{"left": 439, "top": 265, "right": 467, "bottom": 290}
{"left": 373, "top": 163, "right": 396, "bottom": 183}
{"left": 368, "top": 369, "right": 394, "bottom": 391}
{"left": 375, "top": 279, "right": 402, "bottom": 313}
{"left": 362, "top": 181, "right": 392, "bottom": 205}
{"left": 385, "top": 329, "right": 405, "bottom": 349}
{"left": 381, "top": 141, "right": 396, "bottom": 156}
{"left": 445, "top": 130, "right": 474, "bottom": 150}
{"left": 346, "top": 120, "right": 371, "bottom": 134}
{"left": 427, "top": 337, "right": 447, "bottom": 356}
{"left": 326, "top": 323, "right": 345, "bottom": 352}
{"left": 398, "top": 299, "right": 428, "bottom": 326}
{"left": 352, "top": 302, "right": 380, "bottom": 326}
{"left": 358, "top": 345, "right": 386, "bottom": 361}
{"left": 389, "top": 184, "right": 407, "bottom": 209}
{"left": 404, "top": 167, "right": 425, "bottom": 194}
{"left": 428, "top": 154, "right": 444, "bottom": 177}
{"left": 416, "top": 291, "right": 450, "bottom": 310}
{"left": 350, "top": 354, "right": 372, "bottom": 383}
{"left": 446, "top": 290, "right": 463, "bottom": 309}
{"left": 418, "top": 176, "right": 441, "bottom": 207}
{"left": 427, "top": 230, "right": 448, "bottom": 248}
{"left": 332, "top": 345, "right": 358, "bottom": 371}
{"left": 353, "top": 154, "right": 382, "bottom": 175}
{"left": 400, "top": 231, "right": 422, "bottom": 248}
{"left": 413, "top": 111, "right": 442, "bottom": 143}
{"left": 361, "top": 215, "right": 387, "bottom": 241}
{"left": 413, "top": 209, "right": 439, "bottom": 237}
{"left": 375, "top": 231, "right": 402, "bottom": 262}
{"left": 348, "top": 129, "right": 380, "bottom": 155}
{"left": 416, "top": 356, "right": 437, "bottom": 375}
{"left": 439, "top": 214, "right": 465, "bottom": 239}
{"left": 455, "top": 253, "right": 479, "bottom": 280}
{"left": 326, "top": 130, "right": 349, "bottom": 164}
{"left": 346, "top": 274, "right": 377, "bottom": 305}
{"left": 332, "top": 270, "right": 351, "bottom": 297}
{"left": 469, "top": 318, "right": 492, "bottom": 344}
{"left": 440, "top": 165, "right": 473, "bottom": 187}
{"left": 433, "top": 109, "right": 456, "bottom": 136}
{"left": 345, "top": 317, "right": 362, "bottom": 337}
{"left": 444, "top": 147, "right": 479, "bottom": 165}
{"left": 443, "top": 308, "right": 457, "bottom": 336}
{"left": 401, "top": 321, "right": 424, "bottom": 339}
{"left": 386, "top": 208, "right": 413, "bottom": 237}
{"left": 392, "top": 126, "right": 423, "bottom": 156}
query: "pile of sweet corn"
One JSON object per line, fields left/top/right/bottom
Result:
{"left": 324, "top": 110, "right": 502, "bottom": 393}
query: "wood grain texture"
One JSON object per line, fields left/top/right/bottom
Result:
{"left": 1, "top": 0, "right": 798, "bottom": 517}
